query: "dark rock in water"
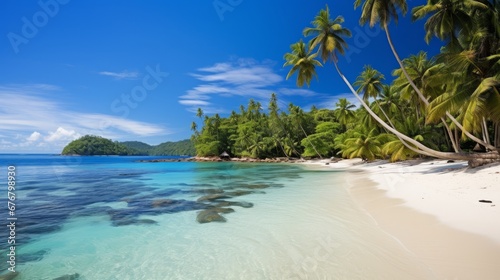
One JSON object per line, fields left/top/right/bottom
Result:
{"left": 151, "top": 199, "right": 176, "bottom": 208}
{"left": 226, "top": 190, "right": 253, "bottom": 197}
{"left": 137, "top": 219, "right": 158, "bottom": 225}
{"left": 72, "top": 206, "right": 114, "bottom": 217}
{"left": 0, "top": 272, "right": 19, "bottom": 280}
{"left": 196, "top": 209, "right": 227, "bottom": 223}
{"left": 479, "top": 200, "right": 493, "bottom": 203}
{"left": 186, "top": 188, "right": 224, "bottom": 195}
{"left": 208, "top": 207, "right": 235, "bottom": 214}
{"left": 447, "top": 160, "right": 455, "bottom": 163}
{"left": 242, "top": 184, "right": 269, "bottom": 189}
{"left": 215, "top": 201, "right": 254, "bottom": 208}
{"left": 197, "top": 193, "right": 232, "bottom": 202}
{"left": 52, "top": 273, "right": 80, "bottom": 280}
{"left": 23, "top": 224, "right": 61, "bottom": 235}
{"left": 112, "top": 218, "right": 158, "bottom": 226}
{"left": 22, "top": 249, "right": 49, "bottom": 262}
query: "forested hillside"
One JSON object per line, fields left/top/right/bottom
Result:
{"left": 62, "top": 136, "right": 195, "bottom": 156}
{"left": 120, "top": 139, "right": 195, "bottom": 156}
{"left": 62, "top": 135, "right": 143, "bottom": 156}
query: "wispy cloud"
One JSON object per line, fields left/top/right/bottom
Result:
{"left": 179, "top": 58, "right": 320, "bottom": 113}
{"left": 0, "top": 84, "right": 168, "bottom": 152}
{"left": 99, "top": 70, "right": 139, "bottom": 80}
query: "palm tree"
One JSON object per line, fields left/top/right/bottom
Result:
{"left": 341, "top": 127, "right": 385, "bottom": 161}
{"left": 190, "top": 121, "right": 198, "bottom": 132}
{"left": 289, "top": 104, "right": 322, "bottom": 158}
{"left": 284, "top": 40, "right": 323, "bottom": 87}
{"left": 410, "top": 0, "right": 497, "bottom": 151}
{"left": 303, "top": 6, "right": 351, "bottom": 62}
{"left": 353, "top": 0, "right": 466, "bottom": 151}
{"left": 268, "top": 93, "right": 289, "bottom": 157}
{"left": 378, "top": 85, "right": 402, "bottom": 120}
{"left": 354, "top": 65, "right": 385, "bottom": 102}
{"left": 196, "top": 108, "right": 204, "bottom": 119}
{"left": 292, "top": 5, "right": 499, "bottom": 162}
{"left": 412, "top": 0, "right": 488, "bottom": 46}
{"left": 353, "top": 0, "right": 433, "bottom": 103}
{"left": 392, "top": 52, "right": 461, "bottom": 152}
{"left": 334, "top": 98, "right": 356, "bottom": 130}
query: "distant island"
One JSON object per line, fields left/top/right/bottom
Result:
{"left": 61, "top": 135, "right": 195, "bottom": 156}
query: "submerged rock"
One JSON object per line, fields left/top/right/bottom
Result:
{"left": 215, "top": 201, "right": 254, "bottom": 208}
{"left": 22, "top": 249, "right": 50, "bottom": 262}
{"left": 197, "top": 193, "right": 232, "bottom": 202}
{"left": 240, "top": 184, "right": 269, "bottom": 189}
{"left": 0, "top": 272, "right": 19, "bottom": 280}
{"left": 186, "top": 188, "right": 224, "bottom": 195}
{"left": 196, "top": 207, "right": 235, "bottom": 223}
{"left": 196, "top": 210, "right": 227, "bottom": 223}
{"left": 226, "top": 190, "right": 253, "bottom": 197}
{"left": 112, "top": 218, "right": 158, "bottom": 226}
{"left": 52, "top": 273, "right": 80, "bottom": 280}
{"left": 151, "top": 199, "right": 176, "bottom": 208}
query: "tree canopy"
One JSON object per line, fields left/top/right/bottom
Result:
{"left": 62, "top": 136, "right": 195, "bottom": 156}
{"left": 193, "top": 1, "right": 500, "bottom": 166}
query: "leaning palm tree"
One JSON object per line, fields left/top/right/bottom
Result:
{"left": 286, "top": 5, "right": 500, "bottom": 164}
{"left": 353, "top": 0, "right": 431, "bottom": 103}
{"left": 284, "top": 39, "right": 322, "bottom": 87}
{"left": 410, "top": 0, "right": 497, "bottom": 151}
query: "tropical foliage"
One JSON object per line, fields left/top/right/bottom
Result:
{"left": 121, "top": 140, "right": 196, "bottom": 156}
{"left": 62, "top": 136, "right": 196, "bottom": 156}
{"left": 193, "top": 1, "right": 500, "bottom": 165}
{"left": 62, "top": 135, "right": 142, "bottom": 156}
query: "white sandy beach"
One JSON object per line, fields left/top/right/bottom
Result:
{"left": 305, "top": 158, "right": 500, "bottom": 279}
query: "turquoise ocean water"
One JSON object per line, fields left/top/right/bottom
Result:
{"left": 0, "top": 155, "right": 434, "bottom": 280}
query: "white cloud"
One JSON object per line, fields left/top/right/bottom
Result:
{"left": 178, "top": 100, "right": 211, "bottom": 106}
{"left": 27, "top": 131, "right": 42, "bottom": 142}
{"left": 45, "top": 127, "right": 80, "bottom": 142}
{"left": 0, "top": 84, "right": 169, "bottom": 153}
{"left": 99, "top": 70, "right": 139, "bottom": 80}
{"left": 181, "top": 58, "right": 322, "bottom": 113}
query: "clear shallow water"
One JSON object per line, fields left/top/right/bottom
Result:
{"left": 0, "top": 155, "right": 434, "bottom": 279}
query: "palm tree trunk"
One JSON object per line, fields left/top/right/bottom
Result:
{"left": 332, "top": 60, "right": 499, "bottom": 163}
{"left": 443, "top": 119, "right": 460, "bottom": 153}
{"left": 495, "top": 122, "right": 500, "bottom": 148}
{"left": 275, "top": 137, "right": 288, "bottom": 157}
{"left": 384, "top": 25, "right": 497, "bottom": 152}
{"left": 454, "top": 128, "right": 461, "bottom": 153}
{"left": 300, "top": 124, "right": 323, "bottom": 159}
{"left": 482, "top": 117, "right": 491, "bottom": 147}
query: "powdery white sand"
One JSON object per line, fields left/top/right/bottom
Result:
{"left": 304, "top": 158, "right": 500, "bottom": 279}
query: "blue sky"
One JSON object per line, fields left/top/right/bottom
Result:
{"left": 0, "top": 0, "right": 442, "bottom": 153}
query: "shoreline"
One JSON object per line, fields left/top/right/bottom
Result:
{"left": 305, "top": 158, "right": 500, "bottom": 279}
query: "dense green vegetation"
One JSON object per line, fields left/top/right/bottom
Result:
{"left": 62, "top": 136, "right": 195, "bottom": 156}
{"left": 193, "top": 1, "right": 500, "bottom": 165}
{"left": 120, "top": 139, "right": 196, "bottom": 156}
{"left": 62, "top": 135, "right": 143, "bottom": 156}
